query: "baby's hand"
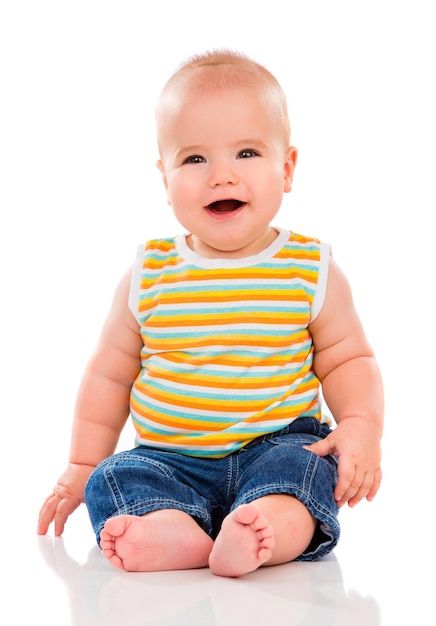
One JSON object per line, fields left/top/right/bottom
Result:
{"left": 37, "top": 463, "right": 95, "bottom": 536}
{"left": 305, "top": 418, "right": 382, "bottom": 507}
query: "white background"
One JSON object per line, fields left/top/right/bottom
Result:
{"left": 1, "top": 1, "right": 435, "bottom": 622}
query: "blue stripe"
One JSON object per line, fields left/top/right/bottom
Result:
{"left": 131, "top": 394, "right": 238, "bottom": 423}
{"left": 142, "top": 282, "right": 316, "bottom": 294}
{"left": 144, "top": 328, "right": 308, "bottom": 340}
{"left": 135, "top": 379, "right": 284, "bottom": 403}
{"left": 149, "top": 305, "right": 310, "bottom": 316}
{"left": 141, "top": 344, "right": 312, "bottom": 359}
{"left": 144, "top": 366, "right": 305, "bottom": 379}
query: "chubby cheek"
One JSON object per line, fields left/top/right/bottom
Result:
{"left": 166, "top": 189, "right": 198, "bottom": 231}
{"left": 167, "top": 176, "right": 202, "bottom": 211}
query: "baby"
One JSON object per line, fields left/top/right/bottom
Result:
{"left": 38, "top": 50, "right": 384, "bottom": 577}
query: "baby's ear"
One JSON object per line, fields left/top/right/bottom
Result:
{"left": 156, "top": 159, "right": 167, "bottom": 188}
{"left": 156, "top": 159, "right": 172, "bottom": 205}
{"left": 283, "top": 146, "right": 298, "bottom": 193}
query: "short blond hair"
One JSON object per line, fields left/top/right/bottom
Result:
{"left": 156, "top": 49, "right": 291, "bottom": 147}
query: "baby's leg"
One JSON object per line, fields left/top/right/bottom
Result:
{"left": 209, "top": 495, "right": 316, "bottom": 577}
{"left": 100, "top": 509, "right": 214, "bottom": 572}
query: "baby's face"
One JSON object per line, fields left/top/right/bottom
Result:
{"left": 157, "top": 84, "right": 297, "bottom": 259}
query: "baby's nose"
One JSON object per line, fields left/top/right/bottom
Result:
{"left": 208, "top": 161, "right": 239, "bottom": 186}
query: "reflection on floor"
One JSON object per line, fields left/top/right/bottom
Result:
{"left": 4, "top": 473, "right": 432, "bottom": 626}
{"left": 37, "top": 534, "right": 380, "bottom": 626}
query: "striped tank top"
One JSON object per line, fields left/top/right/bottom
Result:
{"left": 128, "top": 227, "right": 331, "bottom": 458}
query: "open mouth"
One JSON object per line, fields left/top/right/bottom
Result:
{"left": 206, "top": 199, "right": 245, "bottom": 214}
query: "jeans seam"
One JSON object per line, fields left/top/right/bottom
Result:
{"left": 104, "top": 464, "right": 127, "bottom": 513}
{"left": 225, "top": 454, "right": 238, "bottom": 501}
{"left": 108, "top": 498, "right": 209, "bottom": 520}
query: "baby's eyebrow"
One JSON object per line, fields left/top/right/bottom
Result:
{"left": 175, "top": 139, "right": 268, "bottom": 158}
{"left": 233, "top": 138, "right": 268, "bottom": 149}
{"left": 175, "top": 145, "right": 205, "bottom": 159}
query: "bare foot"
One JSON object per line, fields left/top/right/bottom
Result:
{"left": 100, "top": 510, "right": 214, "bottom": 572}
{"left": 208, "top": 503, "right": 275, "bottom": 577}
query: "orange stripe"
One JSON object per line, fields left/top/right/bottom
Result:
{"left": 140, "top": 268, "right": 318, "bottom": 285}
{"left": 144, "top": 313, "right": 309, "bottom": 328}
{"left": 145, "top": 370, "right": 304, "bottom": 389}
{"left": 149, "top": 352, "right": 306, "bottom": 368}
{"left": 133, "top": 385, "right": 281, "bottom": 413}
{"left": 139, "top": 293, "right": 312, "bottom": 312}
{"left": 143, "top": 336, "right": 309, "bottom": 351}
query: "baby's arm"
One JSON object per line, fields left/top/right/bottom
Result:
{"left": 307, "top": 258, "right": 384, "bottom": 508}
{"left": 38, "top": 268, "right": 142, "bottom": 536}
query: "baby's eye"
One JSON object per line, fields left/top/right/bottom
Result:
{"left": 237, "top": 149, "right": 260, "bottom": 159}
{"left": 183, "top": 155, "right": 206, "bottom": 164}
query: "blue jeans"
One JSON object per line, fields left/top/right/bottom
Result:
{"left": 85, "top": 417, "right": 340, "bottom": 561}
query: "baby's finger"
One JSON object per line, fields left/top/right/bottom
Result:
{"left": 54, "top": 494, "right": 82, "bottom": 536}
{"left": 334, "top": 457, "right": 360, "bottom": 506}
{"left": 346, "top": 472, "right": 374, "bottom": 507}
{"left": 303, "top": 436, "right": 335, "bottom": 458}
{"left": 54, "top": 501, "right": 69, "bottom": 537}
{"left": 37, "top": 493, "right": 61, "bottom": 535}
{"left": 366, "top": 467, "right": 382, "bottom": 502}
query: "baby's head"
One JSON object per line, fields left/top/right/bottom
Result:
{"left": 156, "top": 50, "right": 291, "bottom": 153}
{"left": 154, "top": 50, "right": 297, "bottom": 259}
